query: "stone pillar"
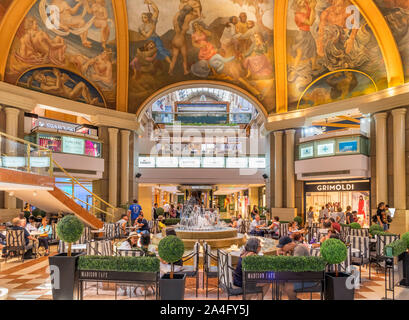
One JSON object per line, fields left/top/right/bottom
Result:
{"left": 374, "top": 113, "right": 388, "bottom": 205}
{"left": 108, "top": 128, "right": 119, "bottom": 207}
{"left": 4, "top": 107, "right": 20, "bottom": 209}
{"left": 264, "top": 132, "right": 274, "bottom": 209}
{"left": 392, "top": 108, "right": 407, "bottom": 210}
{"left": 120, "top": 130, "right": 130, "bottom": 206}
{"left": 285, "top": 129, "right": 296, "bottom": 208}
{"left": 274, "top": 131, "right": 283, "bottom": 208}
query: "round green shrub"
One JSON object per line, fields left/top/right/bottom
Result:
{"left": 402, "top": 232, "right": 409, "bottom": 249}
{"left": 56, "top": 215, "right": 84, "bottom": 243}
{"left": 320, "top": 239, "right": 348, "bottom": 265}
{"left": 158, "top": 235, "right": 184, "bottom": 263}
{"left": 369, "top": 224, "right": 383, "bottom": 236}
{"left": 350, "top": 222, "right": 361, "bottom": 229}
{"left": 156, "top": 207, "right": 164, "bottom": 216}
{"left": 294, "top": 216, "right": 303, "bottom": 226}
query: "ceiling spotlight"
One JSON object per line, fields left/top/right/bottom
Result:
{"left": 9, "top": 191, "right": 14, "bottom": 197}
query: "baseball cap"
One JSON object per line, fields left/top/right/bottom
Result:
{"left": 277, "top": 236, "right": 293, "bottom": 248}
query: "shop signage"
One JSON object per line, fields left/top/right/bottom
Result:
{"left": 62, "top": 136, "right": 85, "bottom": 155}
{"left": 226, "top": 157, "right": 248, "bottom": 168}
{"left": 305, "top": 181, "right": 370, "bottom": 193}
{"left": 138, "top": 157, "right": 155, "bottom": 168}
{"left": 1, "top": 157, "right": 26, "bottom": 168}
{"left": 30, "top": 157, "right": 50, "bottom": 168}
{"left": 300, "top": 146, "right": 314, "bottom": 159}
{"left": 156, "top": 157, "right": 178, "bottom": 168}
{"left": 317, "top": 142, "right": 334, "bottom": 156}
{"left": 202, "top": 157, "right": 225, "bottom": 168}
{"left": 179, "top": 157, "right": 201, "bottom": 168}
{"left": 249, "top": 157, "right": 266, "bottom": 168}
{"left": 338, "top": 140, "right": 358, "bottom": 153}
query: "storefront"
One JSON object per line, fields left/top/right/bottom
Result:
{"left": 304, "top": 179, "right": 371, "bottom": 226}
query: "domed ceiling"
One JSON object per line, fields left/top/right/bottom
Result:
{"left": 0, "top": 0, "right": 407, "bottom": 117}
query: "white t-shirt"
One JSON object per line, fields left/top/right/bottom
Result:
{"left": 250, "top": 220, "right": 260, "bottom": 232}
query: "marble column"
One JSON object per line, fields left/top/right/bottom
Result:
{"left": 392, "top": 108, "right": 407, "bottom": 210}
{"left": 120, "top": 130, "right": 130, "bottom": 206}
{"left": 274, "top": 131, "right": 283, "bottom": 208}
{"left": 285, "top": 129, "right": 296, "bottom": 208}
{"left": 4, "top": 107, "right": 20, "bottom": 209}
{"left": 374, "top": 113, "right": 388, "bottom": 205}
{"left": 108, "top": 128, "right": 119, "bottom": 207}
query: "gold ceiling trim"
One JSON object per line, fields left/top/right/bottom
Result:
{"left": 112, "top": 0, "right": 129, "bottom": 113}
{"left": 0, "top": 0, "right": 37, "bottom": 81}
{"left": 273, "top": 0, "right": 288, "bottom": 114}
{"left": 351, "top": 0, "right": 404, "bottom": 87}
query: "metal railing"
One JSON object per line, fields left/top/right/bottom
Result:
{"left": 0, "top": 131, "right": 113, "bottom": 219}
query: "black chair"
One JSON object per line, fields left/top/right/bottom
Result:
{"left": 279, "top": 223, "right": 289, "bottom": 238}
{"left": 203, "top": 241, "right": 218, "bottom": 297}
{"left": 370, "top": 234, "right": 400, "bottom": 274}
{"left": 347, "top": 235, "right": 370, "bottom": 282}
{"left": 175, "top": 241, "right": 200, "bottom": 297}
{"left": 217, "top": 249, "right": 264, "bottom": 300}
{"left": 48, "top": 223, "right": 60, "bottom": 245}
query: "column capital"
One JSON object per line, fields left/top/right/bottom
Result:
{"left": 373, "top": 112, "right": 387, "bottom": 121}
{"left": 273, "top": 131, "right": 284, "bottom": 137}
{"left": 391, "top": 108, "right": 407, "bottom": 117}
{"left": 4, "top": 107, "right": 20, "bottom": 116}
{"left": 120, "top": 129, "right": 131, "bottom": 137}
{"left": 108, "top": 127, "right": 119, "bottom": 135}
{"left": 285, "top": 129, "right": 296, "bottom": 136}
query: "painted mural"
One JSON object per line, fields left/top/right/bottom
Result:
{"left": 0, "top": 0, "right": 13, "bottom": 23}
{"left": 127, "top": 0, "right": 275, "bottom": 114}
{"left": 287, "top": 0, "right": 387, "bottom": 111}
{"left": 375, "top": 0, "right": 409, "bottom": 81}
{"left": 17, "top": 67, "right": 105, "bottom": 106}
{"left": 4, "top": 0, "right": 117, "bottom": 109}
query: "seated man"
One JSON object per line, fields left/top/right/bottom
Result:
{"left": 116, "top": 214, "right": 129, "bottom": 236}
{"left": 7, "top": 218, "right": 38, "bottom": 259}
{"left": 135, "top": 213, "right": 150, "bottom": 235}
{"left": 329, "top": 218, "right": 341, "bottom": 234}
{"left": 138, "top": 233, "right": 156, "bottom": 257}
{"left": 249, "top": 214, "right": 266, "bottom": 237}
{"left": 276, "top": 236, "right": 295, "bottom": 256}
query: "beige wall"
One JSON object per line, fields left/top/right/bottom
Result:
{"left": 139, "top": 186, "right": 153, "bottom": 220}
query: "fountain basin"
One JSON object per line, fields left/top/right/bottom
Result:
{"left": 175, "top": 228, "right": 246, "bottom": 249}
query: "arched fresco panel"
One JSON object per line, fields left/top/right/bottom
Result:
{"left": 375, "top": 0, "right": 409, "bottom": 81}
{"left": 127, "top": 0, "right": 275, "bottom": 115}
{"left": 286, "top": 0, "right": 388, "bottom": 111}
{"left": 4, "top": 0, "right": 117, "bottom": 109}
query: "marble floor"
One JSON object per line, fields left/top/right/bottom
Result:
{"left": 1, "top": 247, "right": 409, "bottom": 300}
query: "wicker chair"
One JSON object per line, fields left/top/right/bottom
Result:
{"left": 203, "top": 241, "right": 218, "bottom": 297}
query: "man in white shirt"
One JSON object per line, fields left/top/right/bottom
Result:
{"left": 163, "top": 203, "right": 170, "bottom": 218}
{"left": 249, "top": 214, "right": 266, "bottom": 236}
{"left": 25, "top": 216, "right": 37, "bottom": 233}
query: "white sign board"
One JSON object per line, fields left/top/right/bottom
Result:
{"left": 156, "top": 157, "right": 179, "bottom": 168}
{"left": 226, "top": 157, "right": 248, "bottom": 168}
{"left": 202, "top": 157, "right": 225, "bottom": 168}
{"left": 179, "top": 157, "right": 201, "bottom": 168}
{"left": 138, "top": 157, "right": 155, "bottom": 168}
{"left": 30, "top": 157, "right": 51, "bottom": 168}
{"left": 2, "top": 157, "right": 26, "bottom": 168}
{"left": 62, "top": 136, "right": 85, "bottom": 155}
{"left": 317, "top": 142, "right": 334, "bottom": 156}
{"left": 249, "top": 157, "right": 266, "bottom": 168}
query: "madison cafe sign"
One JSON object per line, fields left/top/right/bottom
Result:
{"left": 305, "top": 181, "right": 370, "bottom": 193}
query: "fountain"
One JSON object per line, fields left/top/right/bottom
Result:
{"left": 174, "top": 198, "right": 246, "bottom": 249}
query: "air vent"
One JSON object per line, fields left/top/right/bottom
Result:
{"left": 302, "top": 170, "right": 350, "bottom": 177}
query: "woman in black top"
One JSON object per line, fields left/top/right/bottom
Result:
{"left": 376, "top": 202, "right": 388, "bottom": 231}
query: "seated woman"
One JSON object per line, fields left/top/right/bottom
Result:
{"left": 37, "top": 218, "right": 52, "bottom": 256}
{"left": 229, "top": 216, "right": 238, "bottom": 229}
{"left": 118, "top": 232, "right": 140, "bottom": 251}
{"left": 267, "top": 216, "right": 280, "bottom": 237}
{"left": 233, "top": 238, "right": 270, "bottom": 299}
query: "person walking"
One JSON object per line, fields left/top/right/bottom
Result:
{"left": 129, "top": 200, "right": 142, "bottom": 226}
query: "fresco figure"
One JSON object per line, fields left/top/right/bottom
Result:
{"left": 15, "top": 17, "right": 66, "bottom": 66}
{"left": 89, "top": 0, "right": 111, "bottom": 48}
{"left": 220, "top": 16, "right": 239, "bottom": 57}
{"left": 130, "top": 40, "right": 158, "bottom": 79}
{"left": 191, "top": 21, "right": 217, "bottom": 61}
{"left": 27, "top": 68, "right": 100, "bottom": 105}
{"left": 242, "top": 33, "right": 273, "bottom": 80}
{"left": 139, "top": 0, "right": 171, "bottom": 65}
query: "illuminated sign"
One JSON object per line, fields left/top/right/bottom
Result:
{"left": 62, "top": 136, "right": 85, "bottom": 155}
{"left": 305, "top": 181, "right": 370, "bottom": 193}
{"left": 179, "top": 157, "right": 201, "bottom": 168}
{"left": 138, "top": 157, "right": 155, "bottom": 168}
{"left": 317, "top": 142, "right": 334, "bottom": 156}
{"left": 30, "top": 157, "right": 50, "bottom": 168}
{"left": 249, "top": 157, "right": 266, "bottom": 169}
{"left": 338, "top": 140, "right": 358, "bottom": 153}
{"left": 2, "top": 157, "right": 26, "bottom": 167}
{"left": 300, "top": 146, "right": 314, "bottom": 159}
{"left": 202, "top": 157, "right": 225, "bottom": 168}
{"left": 226, "top": 157, "right": 248, "bottom": 168}
{"left": 156, "top": 157, "right": 179, "bottom": 168}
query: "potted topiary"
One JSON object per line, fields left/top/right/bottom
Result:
{"left": 48, "top": 215, "right": 84, "bottom": 300}
{"left": 156, "top": 207, "right": 164, "bottom": 217}
{"left": 349, "top": 222, "right": 361, "bottom": 229}
{"left": 158, "top": 235, "right": 186, "bottom": 300}
{"left": 369, "top": 224, "right": 383, "bottom": 237}
{"left": 321, "top": 238, "right": 354, "bottom": 300}
{"left": 294, "top": 216, "right": 303, "bottom": 227}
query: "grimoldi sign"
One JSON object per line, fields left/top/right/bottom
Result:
{"left": 305, "top": 181, "right": 370, "bottom": 193}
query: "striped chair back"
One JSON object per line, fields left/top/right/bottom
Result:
{"left": 347, "top": 235, "right": 370, "bottom": 259}
{"left": 58, "top": 240, "right": 86, "bottom": 254}
{"left": 350, "top": 228, "right": 369, "bottom": 237}
{"left": 104, "top": 223, "right": 115, "bottom": 240}
{"left": 6, "top": 229, "right": 25, "bottom": 251}
{"left": 203, "top": 241, "right": 212, "bottom": 271}
{"left": 375, "top": 234, "right": 400, "bottom": 257}
{"left": 192, "top": 241, "right": 200, "bottom": 272}
{"left": 117, "top": 249, "right": 143, "bottom": 257}
{"left": 309, "top": 248, "right": 321, "bottom": 257}
{"left": 279, "top": 223, "right": 289, "bottom": 238}
{"left": 83, "top": 226, "right": 92, "bottom": 242}
{"left": 311, "top": 244, "right": 351, "bottom": 273}
{"left": 86, "top": 240, "right": 113, "bottom": 256}
{"left": 217, "top": 249, "right": 235, "bottom": 291}
{"left": 50, "top": 223, "right": 59, "bottom": 241}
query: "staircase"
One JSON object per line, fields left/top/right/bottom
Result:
{"left": 0, "top": 131, "right": 112, "bottom": 229}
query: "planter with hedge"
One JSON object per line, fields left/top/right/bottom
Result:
{"left": 77, "top": 256, "right": 160, "bottom": 298}
{"left": 158, "top": 235, "right": 186, "bottom": 300}
{"left": 385, "top": 232, "right": 409, "bottom": 287}
{"left": 320, "top": 238, "right": 354, "bottom": 300}
{"left": 163, "top": 218, "right": 181, "bottom": 226}
{"left": 156, "top": 207, "right": 165, "bottom": 217}
{"left": 48, "top": 215, "right": 84, "bottom": 300}
{"left": 369, "top": 224, "right": 383, "bottom": 236}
